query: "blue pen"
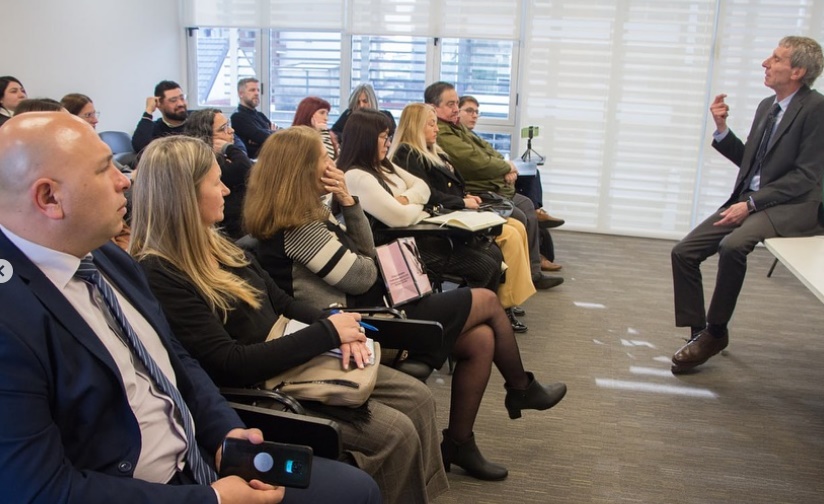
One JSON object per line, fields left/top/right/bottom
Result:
{"left": 330, "top": 309, "right": 379, "bottom": 332}
{"left": 359, "top": 320, "right": 379, "bottom": 332}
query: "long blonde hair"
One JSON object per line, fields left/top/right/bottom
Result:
{"left": 130, "top": 136, "right": 261, "bottom": 318}
{"left": 244, "top": 126, "right": 329, "bottom": 238}
{"left": 389, "top": 103, "right": 446, "bottom": 169}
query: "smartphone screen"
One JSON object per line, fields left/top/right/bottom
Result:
{"left": 220, "top": 438, "right": 313, "bottom": 489}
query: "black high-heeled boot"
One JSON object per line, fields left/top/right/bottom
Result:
{"left": 504, "top": 372, "right": 567, "bottom": 419}
{"left": 506, "top": 308, "right": 528, "bottom": 333}
{"left": 440, "top": 430, "right": 508, "bottom": 481}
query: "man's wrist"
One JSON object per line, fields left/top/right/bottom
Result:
{"left": 746, "top": 196, "right": 756, "bottom": 214}
{"left": 142, "top": 112, "right": 154, "bottom": 120}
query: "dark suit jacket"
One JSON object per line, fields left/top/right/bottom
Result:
{"left": 714, "top": 85, "right": 824, "bottom": 235}
{"left": 0, "top": 232, "right": 244, "bottom": 503}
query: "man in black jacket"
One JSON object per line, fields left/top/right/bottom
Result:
{"left": 131, "top": 80, "right": 189, "bottom": 153}
{"left": 231, "top": 77, "right": 277, "bottom": 159}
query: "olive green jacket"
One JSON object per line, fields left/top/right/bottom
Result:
{"left": 436, "top": 118, "right": 515, "bottom": 198}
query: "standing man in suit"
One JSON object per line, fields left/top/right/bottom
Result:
{"left": 0, "top": 113, "right": 380, "bottom": 503}
{"left": 231, "top": 77, "right": 278, "bottom": 159}
{"left": 670, "top": 36, "right": 824, "bottom": 374}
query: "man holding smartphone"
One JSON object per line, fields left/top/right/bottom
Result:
{"left": 0, "top": 112, "right": 379, "bottom": 503}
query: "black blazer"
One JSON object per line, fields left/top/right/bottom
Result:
{"left": 714, "top": 85, "right": 824, "bottom": 235}
{"left": 391, "top": 143, "right": 467, "bottom": 210}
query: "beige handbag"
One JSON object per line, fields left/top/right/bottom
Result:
{"left": 263, "top": 316, "right": 380, "bottom": 408}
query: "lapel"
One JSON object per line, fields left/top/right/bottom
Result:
{"left": 0, "top": 231, "right": 122, "bottom": 377}
{"left": 766, "top": 86, "right": 809, "bottom": 154}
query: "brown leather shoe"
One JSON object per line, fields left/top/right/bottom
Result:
{"left": 536, "top": 208, "right": 565, "bottom": 229}
{"left": 671, "top": 329, "right": 729, "bottom": 374}
{"left": 540, "top": 256, "right": 563, "bottom": 271}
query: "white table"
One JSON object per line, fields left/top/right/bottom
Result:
{"left": 764, "top": 235, "right": 824, "bottom": 304}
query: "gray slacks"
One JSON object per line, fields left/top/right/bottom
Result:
{"left": 671, "top": 207, "right": 777, "bottom": 328}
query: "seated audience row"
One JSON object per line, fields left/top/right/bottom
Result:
{"left": 0, "top": 112, "right": 381, "bottom": 503}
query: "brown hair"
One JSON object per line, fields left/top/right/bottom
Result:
{"left": 244, "top": 126, "right": 329, "bottom": 238}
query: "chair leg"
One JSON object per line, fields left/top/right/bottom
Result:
{"left": 767, "top": 258, "right": 779, "bottom": 278}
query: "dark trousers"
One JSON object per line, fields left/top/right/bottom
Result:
{"left": 515, "top": 170, "right": 544, "bottom": 209}
{"left": 671, "top": 207, "right": 777, "bottom": 328}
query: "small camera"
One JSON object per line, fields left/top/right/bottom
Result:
{"left": 220, "top": 438, "right": 313, "bottom": 489}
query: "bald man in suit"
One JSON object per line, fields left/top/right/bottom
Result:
{"left": 0, "top": 113, "right": 380, "bottom": 503}
{"left": 670, "top": 36, "right": 824, "bottom": 374}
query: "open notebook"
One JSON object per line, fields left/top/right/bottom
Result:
{"left": 423, "top": 210, "right": 506, "bottom": 231}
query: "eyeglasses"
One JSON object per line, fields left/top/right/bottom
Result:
{"left": 165, "top": 94, "right": 186, "bottom": 104}
{"left": 80, "top": 111, "right": 101, "bottom": 120}
{"left": 461, "top": 107, "right": 479, "bottom": 116}
{"left": 215, "top": 121, "right": 232, "bottom": 133}
{"left": 378, "top": 133, "right": 392, "bottom": 145}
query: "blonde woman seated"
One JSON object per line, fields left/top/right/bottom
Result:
{"left": 391, "top": 103, "right": 536, "bottom": 332}
{"left": 129, "top": 136, "right": 446, "bottom": 504}
{"left": 243, "top": 126, "right": 567, "bottom": 482}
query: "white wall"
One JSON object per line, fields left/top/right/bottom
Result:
{"left": 2, "top": 0, "right": 185, "bottom": 133}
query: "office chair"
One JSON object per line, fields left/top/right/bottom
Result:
{"left": 99, "top": 130, "right": 137, "bottom": 166}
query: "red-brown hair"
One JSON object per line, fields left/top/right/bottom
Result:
{"left": 292, "top": 96, "right": 331, "bottom": 127}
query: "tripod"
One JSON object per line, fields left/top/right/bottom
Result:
{"left": 520, "top": 130, "right": 545, "bottom": 166}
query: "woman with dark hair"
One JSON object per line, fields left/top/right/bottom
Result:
{"left": 245, "top": 125, "right": 567, "bottom": 483}
{"left": 0, "top": 76, "right": 27, "bottom": 127}
{"left": 331, "top": 84, "right": 397, "bottom": 143}
{"left": 338, "top": 108, "right": 504, "bottom": 293}
{"left": 131, "top": 135, "right": 441, "bottom": 504}
{"left": 184, "top": 108, "right": 252, "bottom": 239}
{"left": 60, "top": 93, "right": 100, "bottom": 129}
{"left": 292, "top": 96, "right": 339, "bottom": 160}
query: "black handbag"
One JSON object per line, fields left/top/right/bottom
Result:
{"left": 475, "top": 191, "right": 515, "bottom": 218}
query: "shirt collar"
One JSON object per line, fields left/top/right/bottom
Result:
{"left": 0, "top": 224, "right": 83, "bottom": 290}
{"left": 774, "top": 90, "right": 797, "bottom": 112}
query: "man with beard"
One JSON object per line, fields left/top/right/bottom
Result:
{"left": 231, "top": 77, "right": 277, "bottom": 159}
{"left": 131, "top": 80, "right": 190, "bottom": 153}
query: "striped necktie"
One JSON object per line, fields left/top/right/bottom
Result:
{"left": 75, "top": 257, "right": 218, "bottom": 485}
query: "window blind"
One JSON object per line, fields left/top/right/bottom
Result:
{"left": 183, "top": 0, "right": 346, "bottom": 30}
{"left": 520, "top": 1, "right": 717, "bottom": 239}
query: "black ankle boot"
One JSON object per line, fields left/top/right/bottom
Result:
{"left": 440, "top": 430, "right": 508, "bottom": 481}
{"left": 504, "top": 372, "right": 567, "bottom": 419}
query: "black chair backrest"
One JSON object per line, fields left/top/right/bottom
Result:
{"left": 99, "top": 131, "right": 134, "bottom": 155}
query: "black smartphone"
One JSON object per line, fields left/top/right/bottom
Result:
{"left": 219, "top": 438, "right": 313, "bottom": 489}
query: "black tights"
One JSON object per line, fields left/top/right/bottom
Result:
{"left": 446, "top": 288, "right": 530, "bottom": 442}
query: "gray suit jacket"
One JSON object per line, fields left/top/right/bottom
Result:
{"left": 713, "top": 85, "right": 824, "bottom": 236}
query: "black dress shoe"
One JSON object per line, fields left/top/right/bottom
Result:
{"left": 671, "top": 329, "right": 729, "bottom": 374}
{"left": 505, "top": 308, "right": 528, "bottom": 333}
{"left": 533, "top": 274, "right": 564, "bottom": 290}
{"left": 511, "top": 306, "right": 525, "bottom": 316}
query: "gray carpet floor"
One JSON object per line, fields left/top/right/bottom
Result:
{"left": 429, "top": 230, "right": 824, "bottom": 504}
